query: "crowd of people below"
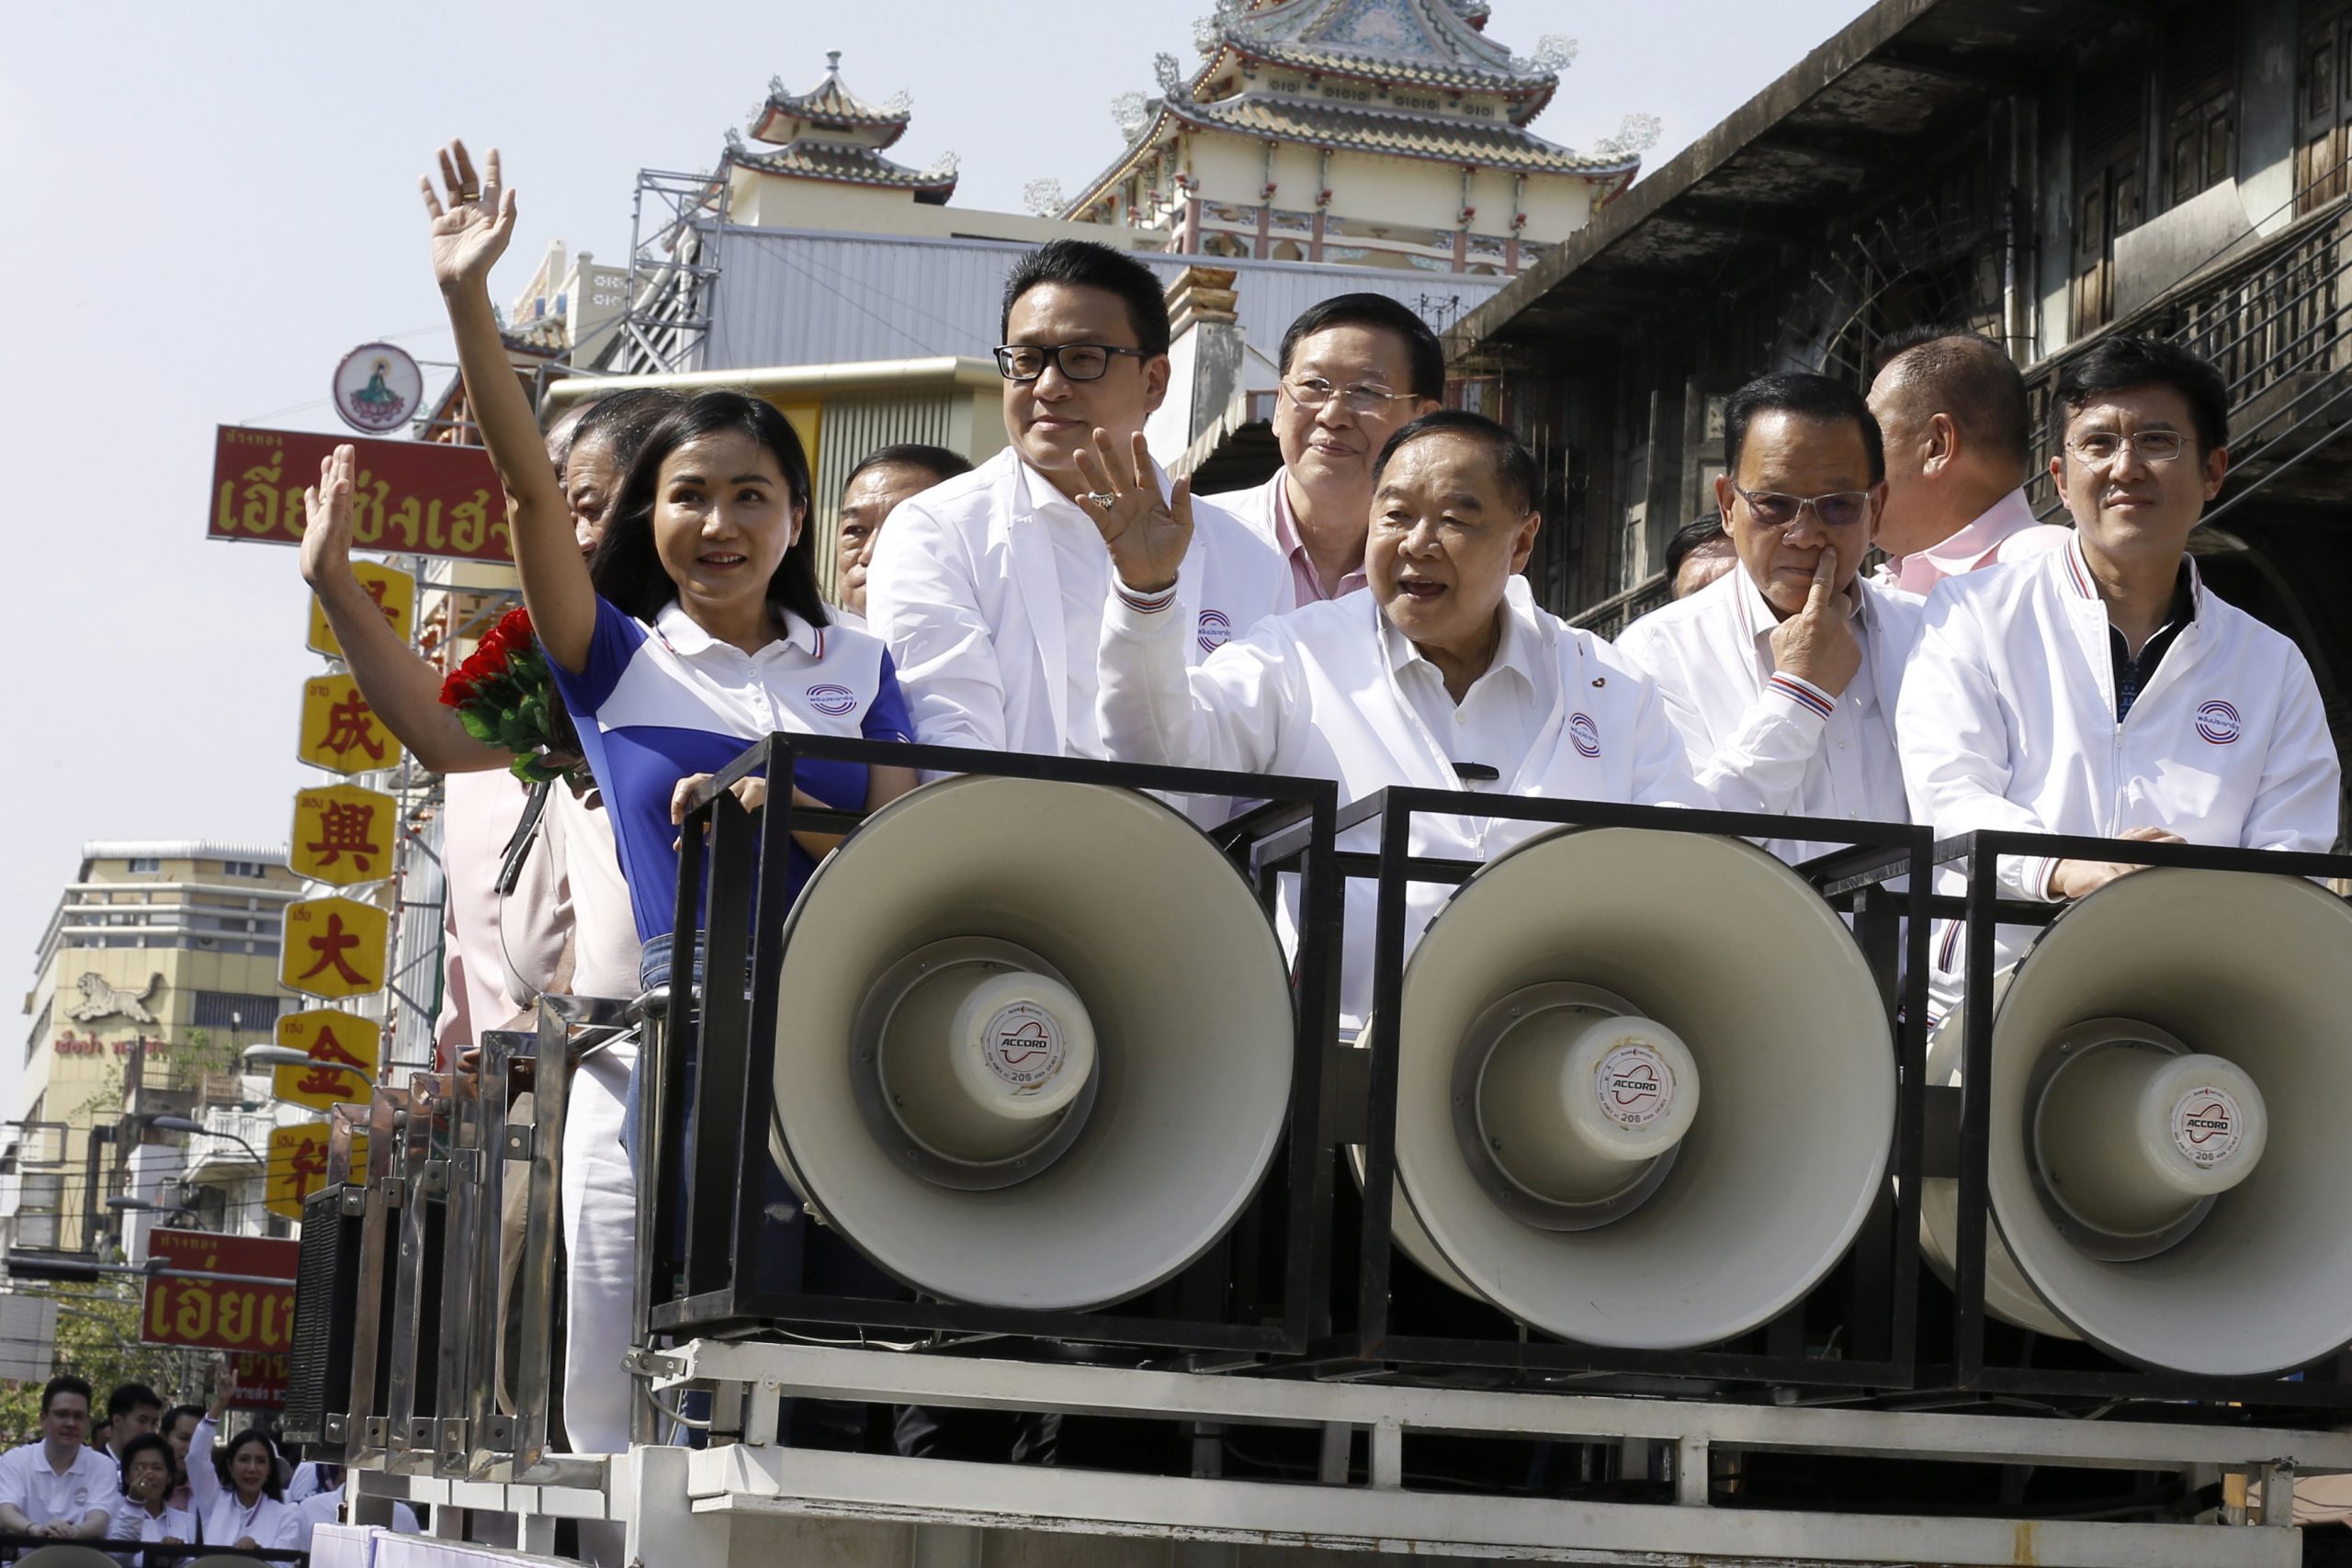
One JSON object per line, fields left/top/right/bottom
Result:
{"left": 278, "top": 139, "right": 2340, "bottom": 1551}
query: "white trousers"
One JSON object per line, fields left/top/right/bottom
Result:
{"left": 561, "top": 1039, "right": 639, "bottom": 1454}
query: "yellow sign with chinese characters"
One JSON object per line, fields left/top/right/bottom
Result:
{"left": 297, "top": 674, "right": 403, "bottom": 776}
{"left": 306, "top": 562, "right": 415, "bottom": 659}
{"left": 273, "top": 1009, "right": 380, "bottom": 1112}
{"left": 278, "top": 897, "right": 390, "bottom": 1001}
{"left": 265, "top": 1124, "right": 334, "bottom": 1222}
{"left": 288, "top": 784, "right": 397, "bottom": 886}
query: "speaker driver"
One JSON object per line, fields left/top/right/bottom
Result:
{"left": 769, "top": 775, "right": 1295, "bottom": 1313}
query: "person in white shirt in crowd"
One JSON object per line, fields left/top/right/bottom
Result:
{"left": 1204, "top": 293, "right": 1443, "bottom": 610}
{"left": 1085, "top": 409, "right": 1703, "bottom": 1027}
{"left": 831, "top": 444, "right": 972, "bottom": 630}
{"left": 1664, "top": 514, "right": 1738, "bottom": 601}
{"left": 0, "top": 1376, "right": 118, "bottom": 1540}
{"left": 288, "top": 1464, "right": 420, "bottom": 1550}
{"left": 181, "top": 1364, "right": 296, "bottom": 1553}
{"left": 156, "top": 1406, "right": 201, "bottom": 1517}
{"left": 1899, "top": 336, "right": 2342, "bottom": 1018}
{"left": 866, "top": 239, "right": 1283, "bottom": 768}
{"left": 97, "top": 1385, "right": 161, "bottom": 1467}
{"left": 107, "top": 1433, "right": 194, "bottom": 1562}
{"left": 1868, "top": 327, "right": 2072, "bottom": 594}
{"left": 1617, "top": 372, "right": 1920, "bottom": 865}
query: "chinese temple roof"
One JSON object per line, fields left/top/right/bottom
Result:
{"left": 750, "top": 51, "right": 912, "bottom": 150}
{"left": 1164, "top": 93, "right": 1634, "bottom": 176}
{"left": 1202, "top": 0, "right": 1557, "bottom": 112}
{"left": 726, "top": 131, "right": 960, "bottom": 203}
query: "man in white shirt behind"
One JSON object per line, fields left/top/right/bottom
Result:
{"left": 0, "top": 1374, "right": 119, "bottom": 1540}
{"left": 1081, "top": 410, "right": 1704, "bottom": 1027}
{"left": 1899, "top": 335, "right": 2341, "bottom": 1018}
{"left": 866, "top": 240, "right": 1283, "bottom": 766}
{"left": 1868, "top": 327, "right": 2072, "bottom": 594}
{"left": 1204, "top": 294, "right": 1442, "bottom": 610}
{"left": 1617, "top": 372, "right": 1919, "bottom": 864}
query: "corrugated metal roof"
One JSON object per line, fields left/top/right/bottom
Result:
{"left": 79, "top": 840, "right": 288, "bottom": 864}
{"left": 704, "top": 227, "right": 1510, "bottom": 372}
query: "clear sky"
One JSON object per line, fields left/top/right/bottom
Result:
{"left": 0, "top": 0, "right": 1873, "bottom": 1104}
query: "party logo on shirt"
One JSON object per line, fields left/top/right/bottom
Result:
{"left": 1195, "top": 607, "right": 1231, "bottom": 655}
{"left": 1568, "top": 711, "right": 1601, "bottom": 759}
{"left": 2195, "top": 699, "right": 2241, "bottom": 745}
{"left": 806, "top": 683, "right": 857, "bottom": 717}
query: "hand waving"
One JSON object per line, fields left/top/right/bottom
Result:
{"left": 421, "top": 140, "right": 517, "bottom": 292}
{"left": 1073, "top": 430, "right": 1192, "bottom": 596}
{"left": 1768, "top": 547, "right": 1861, "bottom": 696}
{"left": 299, "top": 444, "right": 357, "bottom": 588}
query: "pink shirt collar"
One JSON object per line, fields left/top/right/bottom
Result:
{"left": 1271, "top": 473, "right": 1368, "bottom": 604}
{"left": 1882, "top": 487, "right": 2047, "bottom": 594}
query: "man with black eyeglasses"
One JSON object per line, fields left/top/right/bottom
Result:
{"left": 1615, "top": 372, "right": 1920, "bottom": 866}
{"left": 1900, "top": 336, "right": 2337, "bottom": 1020}
{"left": 865, "top": 239, "right": 1282, "bottom": 782}
{"left": 1204, "top": 293, "right": 1442, "bottom": 610}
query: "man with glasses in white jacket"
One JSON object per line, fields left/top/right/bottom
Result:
{"left": 1898, "top": 336, "right": 2341, "bottom": 1020}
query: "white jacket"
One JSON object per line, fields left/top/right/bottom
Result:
{"left": 866, "top": 446, "right": 1284, "bottom": 759}
{"left": 1899, "top": 539, "right": 2341, "bottom": 1010}
{"left": 1615, "top": 565, "right": 1922, "bottom": 863}
{"left": 1098, "top": 575, "right": 1707, "bottom": 1028}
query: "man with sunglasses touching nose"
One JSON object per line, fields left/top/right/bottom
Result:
{"left": 865, "top": 240, "right": 1281, "bottom": 777}
{"left": 1616, "top": 373, "right": 1921, "bottom": 864}
{"left": 1205, "top": 294, "right": 1442, "bottom": 610}
{"left": 1899, "top": 337, "right": 2338, "bottom": 1019}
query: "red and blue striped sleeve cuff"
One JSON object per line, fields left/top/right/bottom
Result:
{"left": 1114, "top": 581, "right": 1179, "bottom": 615}
{"left": 1767, "top": 671, "right": 1836, "bottom": 720}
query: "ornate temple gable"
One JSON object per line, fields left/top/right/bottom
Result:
{"left": 1196, "top": 0, "right": 1559, "bottom": 123}
{"left": 750, "top": 51, "right": 913, "bottom": 150}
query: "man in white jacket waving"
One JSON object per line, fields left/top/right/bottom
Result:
{"left": 1898, "top": 336, "right": 2341, "bottom": 1017}
{"left": 1081, "top": 409, "right": 1705, "bottom": 1029}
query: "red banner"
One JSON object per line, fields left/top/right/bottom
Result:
{"left": 232, "top": 1352, "right": 288, "bottom": 1411}
{"left": 209, "top": 425, "right": 512, "bottom": 562}
{"left": 140, "top": 1229, "right": 300, "bottom": 1355}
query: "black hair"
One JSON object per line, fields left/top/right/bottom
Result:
{"left": 217, "top": 1427, "right": 285, "bottom": 1502}
{"left": 1724, "top": 371, "right": 1886, "bottom": 484}
{"left": 1875, "top": 327, "right": 2031, "bottom": 470}
{"left": 570, "top": 388, "right": 690, "bottom": 475}
{"left": 40, "top": 1374, "right": 90, "bottom": 1416}
{"left": 2051, "top": 335, "right": 2230, "bottom": 456}
{"left": 1001, "top": 239, "right": 1171, "bottom": 359}
{"left": 107, "top": 1382, "right": 162, "bottom": 1422}
{"left": 1371, "top": 410, "right": 1542, "bottom": 515}
{"left": 1665, "top": 514, "right": 1732, "bottom": 581}
{"left": 1277, "top": 293, "right": 1446, "bottom": 400}
{"left": 118, "top": 1431, "right": 179, "bottom": 1493}
{"left": 590, "top": 390, "right": 830, "bottom": 630}
{"left": 842, "top": 443, "right": 973, "bottom": 497}
{"left": 162, "top": 1404, "right": 206, "bottom": 1442}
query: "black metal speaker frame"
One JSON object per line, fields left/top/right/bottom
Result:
{"left": 284, "top": 1178, "right": 366, "bottom": 1452}
{"left": 1280, "top": 786, "right": 1932, "bottom": 1393}
{"left": 1924, "top": 828, "right": 2352, "bottom": 1417}
{"left": 643, "top": 733, "right": 1340, "bottom": 1356}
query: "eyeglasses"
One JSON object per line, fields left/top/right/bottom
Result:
{"left": 1283, "top": 376, "right": 1419, "bottom": 416}
{"left": 1729, "top": 485, "right": 1873, "bottom": 529}
{"left": 2065, "top": 430, "right": 2189, "bottom": 467}
{"left": 994, "top": 344, "right": 1148, "bottom": 382}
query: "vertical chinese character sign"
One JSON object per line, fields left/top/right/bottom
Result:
{"left": 273, "top": 1009, "right": 381, "bottom": 1112}
{"left": 266, "top": 1125, "right": 334, "bottom": 1223}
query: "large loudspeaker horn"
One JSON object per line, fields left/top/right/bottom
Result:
{"left": 1390, "top": 827, "right": 1895, "bottom": 1349}
{"left": 1919, "top": 868, "right": 2352, "bottom": 1376}
{"left": 767, "top": 775, "right": 1295, "bottom": 1313}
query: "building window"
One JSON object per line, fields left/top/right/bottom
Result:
{"left": 191, "top": 992, "right": 283, "bottom": 1033}
{"left": 127, "top": 857, "right": 161, "bottom": 874}
{"left": 220, "top": 862, "right": 268, "bottom": 879}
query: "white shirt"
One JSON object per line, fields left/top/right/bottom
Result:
{"left": 867, "top": 446, "right": 1286, "bottom": 764}
{"left": 186, "top": 1416, "right": 300, "bottom": 1551}
{"left": 292, "top": 1481, "right": 418, "bottom": 1548}
{"left": 1205, "top": 469, "right": 1369, "bottom": 612}
{"left": 1899, "top": 539, "right": 2341, "bottom": 1015}
{"left": 0, "top": 1439, "right": 119, "bottom": 1531}
{"left": 109, "top": 1497, "right": 196, "bottom": 1543}
{"left": 1875, "top": 486, "right": 2073, "bottom": 596}
{"left": 1097, "top": 575, "right": 1707, "bottom": 1028}
{"left": 1615, "top": 564, "right": 1919, "bottom": 863}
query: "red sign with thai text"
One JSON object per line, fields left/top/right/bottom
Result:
{"left": 140, "top": 1229, "right": 300, "bottom": 1355}
{"left": 232, "top": 1352, "right": 289, "bottom": 1411}
{"left": 209, "top": 425, "right": 512, "bottom": 562}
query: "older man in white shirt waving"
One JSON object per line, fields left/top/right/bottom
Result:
{"left": 0, "top": 1375, "right": 119, "bottom": 1541}
{"left": 1899, "top": 336, "right": 2341, "bottom": 1018}
{"left": 1080, "top": 409, "right": 1704, "bottom": 1028}
{"left": 1617, "top": 372, "right": 1920, "bottom": 864}
{"left": 866, "top": 240, "right": 1283, "bottom": 767}
{"left": 1868, "top": 327, "right": 2072, "bottom": 593}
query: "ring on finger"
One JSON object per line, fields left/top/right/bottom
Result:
{"left": 1083, "top": 491, "right": 1116, "bottom": 508}
{"left": 458, "top": 187, "right": 481, "bottom": 202}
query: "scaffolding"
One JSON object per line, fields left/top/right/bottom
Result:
{"left": 605, "top": 167, "right": 731, "bottom": 377}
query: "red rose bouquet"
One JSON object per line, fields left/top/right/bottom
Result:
{"left": 438, "top": 606, "right": 587, "bottom": 785}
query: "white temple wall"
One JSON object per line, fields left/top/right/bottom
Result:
{"left": 1324, "top": 149, "right": 1465, "bottom": 231}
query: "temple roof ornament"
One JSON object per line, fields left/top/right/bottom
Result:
{"left": 733, "top": 51, "right": 958, "bottom": 205}
{"left": 751, "top": 51, "right": 915, "bottom": 149}
{"left": 1201, "top": 0, "right": 1563, "bottom": 116}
